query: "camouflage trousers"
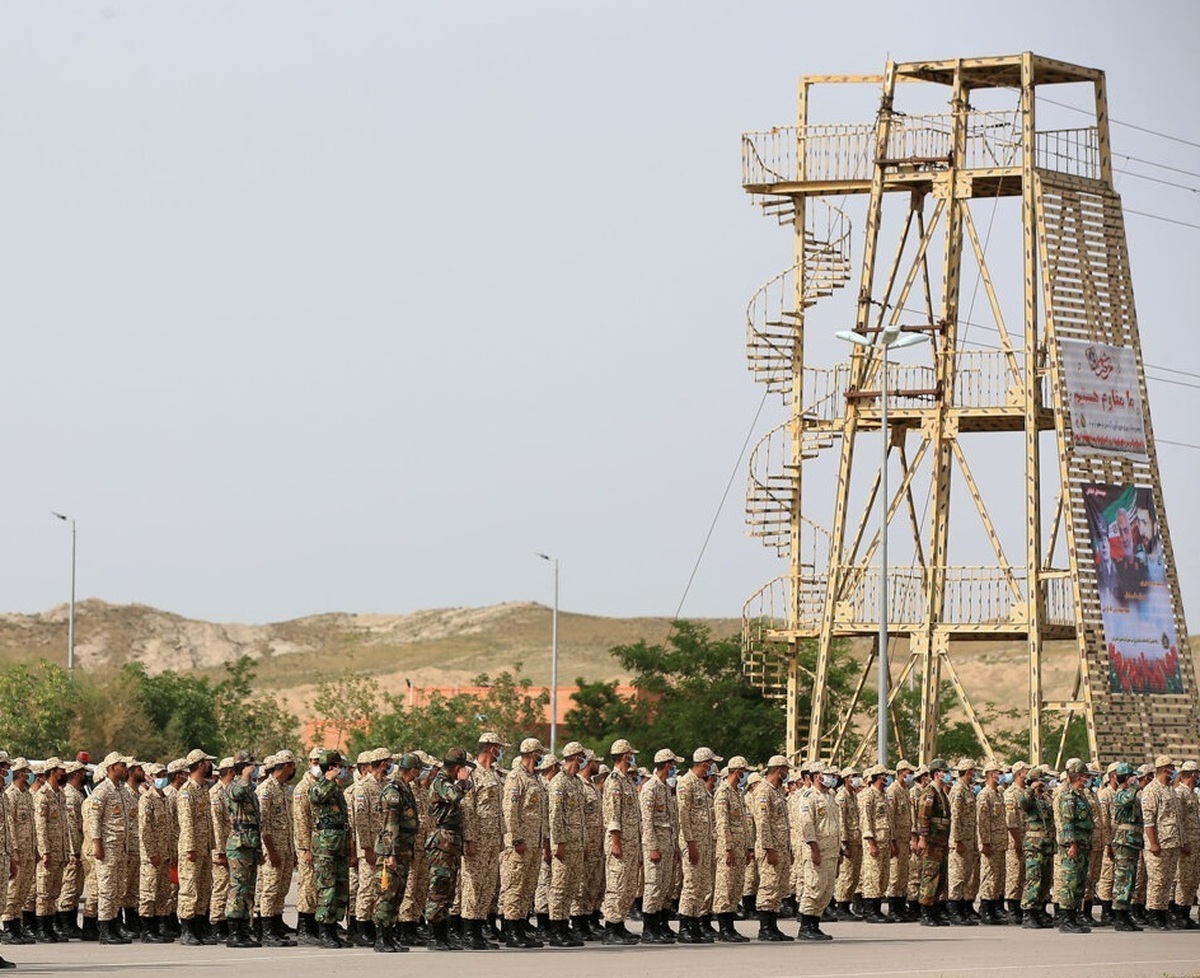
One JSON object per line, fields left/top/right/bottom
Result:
{"left": 177, "top": 852, "right": 213, "bottom": 919}
{"left": 295, "top": 854, "right": 317, "bottom": 914}
{"left": 1005, "top": 841, "right": 1026, "bottom": 900}
{"left": 260, "top": 853, "right": 294, "bottom": 917}
{"left": 571, "top": 852, "right": 604, "bottom": 917}
{"left": 121, "top": 853, "right": 139, "bottom": 910}
{"left": 712, "top": 850, "right": 747, "bottom": 915}
{"left": 225, "top": 848, "right": 260, "bottom": 921}
{"left": 313, "top": 852, "right": 350, "bottom": 925}
{"left": 887, "top": 843, "right": 911, "bottom": 900}
{"left": 641, "top": 848, "right": 675, "bottom": 915}
{"left": 918, "top": 846, "right": 948, "bottom": 905}
{"left": 1098, "top": 841, "right": 1115, "bottom": 901}
{"left": 860, "top": 845, "right": 890, "bottom": 900}
{"left": 372, "top": 856, "right": 410, "bottom": 928}
{"left": 93, "top": 847, "right": 128, "bottom": 922}
{"left": 461, "top": 843, "right": 501, "bottom": 920}
{"left": 1175, "top": 847, "right": 1199, "bottom": 908}
{"left": 398, "top": 845, "right": 429, "bottom": 923}
{"left": 424, "top": 845, "right": 460, "bottom": 925}
{"left": 1145, "top": 846, "right": 1179, "bottom": 911}
{"left": 549, "top": 850, "right": 584, "bottom": 921}
{"left": 602, "top": 844, "right": 642, "bottom": 923}
{"left": 211, "top": 860, "right": 229, "bottom": 922}
{"left": 355, "top": 853, "right": 378, "bottom": 922}
{"left": 81, "top": 854, "right": 97, "bottom": 917}
{"left": 947, "top": 844, "right": 979, "bottom": 900}
{"left": 501, "top": 846, "right": 541, "bottom": 920}
{"left": 57, "top": 856, "right": 84, "bottom": 913}
{"left": 1057, "top": 844, "right": 1090, "bottom": 910}
{"left": 679, "top": 843, "right": 715, "bottom": 917}
{"left": 798, "top": 844, "right": 838, "bottom": 917}
{"left": 978, "top": 845, "right": 1006, "bottom": 901}
{"left": 2, "top": 851, "right": 34, "bottom": 920}
{"left": 834, "top": 842, "right": 861, "bottom": 902}
{"left": 138, "top": 857, "right": 171, "bottom": 916}
{"left": 35, "top": 857, "right": 65, "bottom": 916}
{"left": 754, "top": 848, "right": 791, "bottom": 913}
{"left": 1020, "top": 844, "right": 1052, "bottom": 911}
{"left": 1112, "top": 844, "right": 1139, "bottom": 910}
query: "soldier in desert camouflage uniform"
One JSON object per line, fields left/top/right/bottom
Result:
{"left": 136, "top": 763, "right": 172, "bottom": 943}
{"left": 2, "top": 759, "right": 35, "bottom": 943}
{"left": 975, "top": 759, "right": 1008, "bottom": 925}
{"left": 292, "top": 747, "right": 321, "bottom": 945}
{"left": 177, "top": 748, "right": 218, "bottom": 945}
{"left": 89, "top": 753, "right": 132, "bottom": 945}
{"left": 57, "top": 761, "right": 86, "bottom": 939}
{"left": 712, "top": 756, "right": 751, "bottom": 942}
{"left": 548, "top": 743, "right": 588, "bottom": 948}
{"left": 33, "top": 758, "right": 68, "bottom": 943}
{"left": 639, "top": 749, "right": 681, "bottom": 945}
{"left": 208, "top": 758, "right": 235, "bottom": 940}
{"left": 258, "top": 751, "right": 298, "bottom": 947}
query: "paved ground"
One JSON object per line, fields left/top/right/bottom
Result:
{"left": 3, "top": 918, "right": 1199, "bottom": 978}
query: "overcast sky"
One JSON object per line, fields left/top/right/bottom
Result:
{"left": 1, "top": 1, "right": 1196, "bottom": 630}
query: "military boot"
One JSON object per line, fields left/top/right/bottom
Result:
{"left": 98, "top": 919, "right": 131, "bottom": 945}
{"left": 659, "top": 911, "right": 677, "bottom": 942}
{"left": 699, "top": 915, "right": 718, "bottom": 942}
{"left": 261, "top": 915, "right": 295, "bottom": 947}
{"left": 920, "top": 903, "right": 947, "bottom": 927}
{"left": 226, "top": 918, "right": 255, "bottom": 948}
{"left": 79, "top": 916, "right": 99, "bottom": 941}
{"left": 1178, "top": 903, "right": 1200, "bottom": 929}
{"left": 372, "top": 922, "right": 398, "bottom": 953}
{"left": 717, "top": 912, "right": 748, "bottom": 943}
{"left": 799, "top": 913, "right": 834, "bottom": 941}
{"left": 778, "top": 895, "right": 797, "bottom": 919}
{"left": 0, "top": 955, "right": 12, "bottom": 969}
{"left": 1059, "top": 908, "right": 1091, "bottom": 934}
{"left": 673, "top": 915, "right": 698, "bottom": 944}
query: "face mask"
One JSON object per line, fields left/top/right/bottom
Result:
{"left": 668, "top": 766, "right": 679, "bottom": 780}
{"left": 154, "top": 777, "right": 168, "bottom": 790}
{"left": 627, "top": 754, "right": 637, "bottom": 768}
{"left": 708, "top": 763, "right": 718, "bottom": 778}
{"left": 884, "top": 775, "right": 894, "bottom": 787}
{"left": 420, "top": 767, "right": 432, "bottom": 779}
{"left": 1046, "top": 778, "right": 1059, "bottom": 790}
{"left": 972, "top": 783, "right": 982, "bottom": 796}
{"left": 737, "top": 772, "right": 748, "bottom": 790}
{"left": 1000, "top": 772, "right": 1013, "bottom": 785}
{"left": 850, "top": 777, "right": 863, "bottom": 789}
{"left": 902, "top": 774, "right": 914, "bottom": 787}
{"left": 310, "top": 765, "right": 321, "bottom": 779}
{"left": 821, "top": 774, "right": 837, "bottom": 788}
{"left": 494, "top": 748, "right": 505, "bottom": 765}
{"left": 252, "top": 767, "right": 261, "bottom": 781}
{"left": 941, "top": 773, "right": 953, "bottom": 785}
{"left": 666, "top": 775, "right": 677, "bottom": 789}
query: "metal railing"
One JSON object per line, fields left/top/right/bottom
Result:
{"left": 1034, "top": 127, "right": 1100, "bottom": 180}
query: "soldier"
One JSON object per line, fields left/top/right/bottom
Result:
{"left": 885, "top": 759, "right": 915, "bottom": 922}
{"left": 309, "top": 750, "right": 351, "bottom": 949}
{"left": 1056, "top": 758, "right": 1094, "bottom": 934}
{"left": 858, "top": 764, "right": 895, "bottom": 924}
{"left": 915, "top": 757, "right": 953, "bottom": 927}
{"left": 161, "top": 759, "right": 187, "bottom": 939}
{"left": 1173, "top": 760, "right": 1199, "bottom": 928}
{"left": 601, "top": 739, "right": 642, "bottom": 945}
{"left": 258, "top": 750, "right": 298, "bottom": 947}
{"left": 678, "top": 747, "right": 720, "bottom": 943}
{"left": 33, "top": 758, "right": 68, "bottom": 943}
{"left": 343, "top": 753, "right": 367, "bottom": 943}
{"left": 742, "top": 772, "right": 761, "bottom": 917}
{"left": 529, "top": 752, "right": 558, "bottom": 941}
{"left": 1131, "top": 762, "right": 1154, "bottom": 924}
{"left": 89, "top": 753, "right": 132, "bottom": 945}
{"left": 292, "top": 747, "right": 321, "bottom": 945}
{"left": 638, "top": 748, "right": 681, "bottom": 944}
{"left": 461, "top": 733, "right": 506, "bottom": 949}
{"left": 208, "top": 757, "right": 235, "bottom": 941}
{"left": 0, "top": 753, "right": 13, "bottom": 968}
{"left": 220, "top": 752, "right": 262, "bottom": 949}
{"left": 497, "top": 737, "right": 543, "bottom": 947}
{"left": 2, "top": 759, "right": 34, "bottom": 944}
{"left": 372, "top": 751, "right": 419, "bottom": 953}
{"left": 712, "top": 756, "right": 751, "bottom": 943}
{"left": 906, "top": 764, "right": 930, "bottom": 915}
{"left": 425, "top": 747, "right": 473, "bottom": 951}
{"left": 119, "top": 761, "right": 144, "bottom": 937}
{"left": 976, "top": 758, "right": 1008, "bottom": 925}
{"left": 947, "top": 757, "right": 979, "bottom": 925}
{"left": 547, "top": 742, "right": 588, "bottom": 948}
{"left": 58, "top": 760, "right": 87, "bottom": 939}
{"left": 136, "top": 763, "right": 172, "bottom": 943}
{"left": 833, "top": 765, "right": 861, "bottom": 920}
{"left": 347, "top": 748, "right": 385, "bottom": 946}
{"left": 1141, "top": 753, "right": 1181, "bottom": 930}
{"left": 796, "top": 760, "right": 839, "bottom": 941}
{"left": 175, "top": 749, "right": 218, "bottom": 945}
{"left": 1110, "top": 762, "right": 1145, "bottom": 932}
{"left": 1095, "top": 761, "right": 1120, "bottom": 927}
{"left": 1018, "top": 767, "right": 1055, "bottom": 929}
{"left": 396, "top": 752, "right": 436, "bottom": 947}
{"left": 571, "top": 751, "right": 604, "bottom": 940}
{"left": 753, "top": 755, "right": 792, "bottom": 942}
{"left": 1003, "top": 761, "right": 1029, "bottom": 924}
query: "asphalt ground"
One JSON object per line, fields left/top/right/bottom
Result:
{"left": 3, "top": 916, "right": 1199, "bottom": 978}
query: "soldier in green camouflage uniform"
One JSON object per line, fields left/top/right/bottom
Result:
{"left": 915, "top": 758, "right": 951, "bottom": 927}
{"left": 1109, "top": 763, "right": 1144, "bottom": 932}
{"left": 1019, "top": 767, "right": 1055, "bottom": 928}
{"left": 224, "top": 752, "right": 264, "bottom": 949}
{"left": 371, "top": 753, "right": 419, "bottom": 954}
{"left": 424, "top": 747, "right": 475, "bottom": 951}
{"left": 1056, "top": 758, "right": 1094, "bottom": 934}
{"left": 310, "top": 750, "right": 351, "bottom": 949}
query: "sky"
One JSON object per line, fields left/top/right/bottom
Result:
{"left": 0, "top": 1, "right": 1196, "bottom": 629}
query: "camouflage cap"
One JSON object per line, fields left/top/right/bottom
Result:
{"left": 442, "top": 746, "right": 476, "bottom": 770}
{"left": 1105, "top": 760, "right": 1122, "bottom": 774}
{"left": 1064, "top": 758, "right": 1089, "bottom": 776}
{"left": 317, "top": 749, "right": 343, "bottom": 768}
{"left": 928, "top": 757, "right": 949, "bottom": 773}
{"left": 0, "top": 751, "right": 9, "bottom": 765}
{"left": 97, "top": 753, "right": 122, "bottom": 771}
{"left": 746, "top": 772, "right": 763, "bottom": 787}
{"left": 1179, "top": 760, "right": 1199, "bottom": 773}
{"left": 807, "top": 760, "right": 825, "bottom": 775}
{"left": 595, "top": 764, "right": 610, "bottom": 778}
{"left": 308, "top": 747, "right": 322, "bottom": 761}
{"left": 42, "top": 757, "right": 65, "bottom": 772}
{"left": 369, "top": 747, "right": 392, "bottom": 764}
{"left": 863, "top": 764, "right": 887, "bottom": 780}
{"left": 692, "top": 747, "right": 724, "bottom": 764}
{"left": 29, "top": 761, "right": 44, "bottom": 775}
{"left": 1010, "top": 760, "right": 1030, "bottom": 775}
{"left": 231, "top": 750, "right": 256, "bottom": 767}
{"left": 185, "top": 748, "right": 216, "bottom": 766}
{"left": 561, "top": 741, "right": 586, "bottom": 760}
{"left": 536, "top": 752, "right": 559, "bottom": 772}
{"left": 1154, "top": 754, "right": 1175, "bottom": 769}
{"left": 166, "top": 758, "right": 188, "bottom": 775}
{"left": 518, "top": 738, "right": 545, "bottom": 756}
{"left": 355, "top": 750, "right": 373, "bottom": 766}
{"left": 477, "top": 732, "right": 511, "bottom": 748}
{"left": 609, "top": 738, "right": 636, "bottom": 756}
{"left": 766, "top": 755, "right": 790, "bottom": 770}
{"left": 274, "top": 750, "right": 297, "bottom": 766}
{"left": 581, "top": 748, "right": 596, "bottom": 764}
{"left": 1025, "top": 766, "right": 1045, "bottom": 782}
{"left": 653, "top": 748, "right": 684, "bottom": 766}
{"left": 216, "top": 757, "right": 235, "bottom": 772}
{"left": 145, "top": 762, "right": 166, "bottom": 777}
{"left": 1136, "top": 762, "right": 1154, "bottom": 777}
{"left": 954, "top": 757, "right": 976, "bottom": 773}
{"left": 840, "top": 765, "right": 860, "bottom": 778}
{"left": 894, "top": 758, "right": 914, "bottom": 773}
{"left": 63, "top": 761, "right": 84, "bottom": 775}
{"left": 1114, "top": 761, "right": 1137, "bottom": 779}
{"left": 912, "top": 764, "right": 930, "bottom": 778}
{"left": 396, "top": 752, "right": 422, "bottom": 771}
{"left": 982, "top": 757, "right": 1003, "bottom": 774}
{"left": 727, "top": 755, "right": 749, "bottom": 771}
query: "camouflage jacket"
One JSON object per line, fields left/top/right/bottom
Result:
{"left": 425, "top": 772, "right": 468, "bottom": 856}
{"left": 310, "top": 778, "right": 350, "bottom": 857}
{"left": 225, "top": 779, "right": 262, "bottom": 854}
{"left": 1111, "top": 786, "right": 1144, "bottom": 850}
{"left": 375, "top": 776, "right": 419, "bottom": 860}
{"left": 1057, "top": 787, "right": 1093, "bottom": 846}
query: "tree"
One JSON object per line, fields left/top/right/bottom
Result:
{"left": 213, "top": 657, "right": 302, "bottom": 760}
{"left": 309, "top": 673, "right": 382, "bottom": 749}
{"left": 0, "top": 660, "right": 77, "bottom": 757}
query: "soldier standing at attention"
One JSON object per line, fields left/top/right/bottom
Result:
{"left": 885, "top": 760, "right": 915, "bottom": 922}
{"left": 161, "top": 760, "right": 187, "bottom": 939}
{"left": 1095, "top": 761, "right": 1120, "bottom": 927}
{"left": 639, "top": 749, "right": 681, "bottom": 945}
{"left": 310, "top": 750, "right": 351, "bottom": 949}
{"left": 58, "top": 761, "right": 87, "bottom": 939}
{"left": 1018, "top": 767, "right": 1054, "bottom": 929}
{"left": 753, "top": 755, "right": 793, "bottom": 942}
{"left": 796, "top": 760, "right": 839, "bottom": 941}
{"left": 678, "top": 747, "right": 720, "bottom": 943}
{"left": 461, "top": 733, "right": 506, "bottom": 949}
{"left": 905, "top": 765, "right": 930, "bottom": 915}
{"left": 947, "top": 758, "right": 979, "bottom": 925}
{"left": 0, "top": 752, "right": 14, "bottom": 967}
{"left": 396, "top": 753, "right": 436, "bottom": 946}
{"left": 424, "top": 747, "right": 473, "bottom": 951}
{"left": 600, "top": 739, "right": 642, "bottom": 945}
{"left": 119, "top": 762, "right": 144, "bottom": 938}
{"left": 1056, "top": 758, "right": 1094, "bottom": 934}
{"left": 3, "top": 759, "right": 35, "bottom": 944}
{"left": 350, "top": 749, "right": 386, "bottom": 946}
{"left": 572, "top": 751, "right": 604, "bottom": 939}
{"left": 208, "top": 758, "right": 235, "bottom": 941}
{"left": 500, "top": 738, "right": 546, "bottom": 948}
{"left": 258, "top": 751, "right": 297, "bottom": 947}
{"left": 292, "top": 748, "right": 321, "bottom": 945}
{"left": 137, "top": 763, "right": 172, "bottom": 943}
{"left": 89, "top": 753, "right": 132, "bottom": 945}
{"left": 712, "top": 756, "right": 751, "bottom": 943}
{"left": 915, "top": 758, "right": 953, "bottom": 927}
{"left": 33, "top": 758, "right": 68, "bottom": 942}
{"left": 372, "top": 752, "right": 419, "bottom": 953}
{"left": 547, "top": 743, "right": 588, "bottom": 948}
{"left": 221, "top": 752, "right": 262, "bottom": 949}
{"left": 1109, "top": 762, "right": 1144, "bottom": 932}
{"left": 177, "top": 749, "right": 218, "bottom": 945}
{"left": 858, "top": 764, "right": 895, "bottom": 924}
{"left": 975, "top": 759, "right": 1008, "bottom": 925}
{"left": 1173, "top": 760, "right": 1199, "bottom": 928}
{"left": 1141, "top": 754, "right": 1181, "bottom": 930}
{"left": 833, "top": 766, "right": 861, "bottom": 920}
{"left": 1003, "top": 761, "right": 1029, "bottom": 924}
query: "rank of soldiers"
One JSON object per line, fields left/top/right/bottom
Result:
{"left": 0, "top": 741, "right": 1194, "bottom": 964}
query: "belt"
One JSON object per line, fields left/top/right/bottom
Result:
{"left": 1115, "top": 823, "right": 1141, "bottom": 831}
{"left": 232, "top": 822, "right": 258, "bottom": 831}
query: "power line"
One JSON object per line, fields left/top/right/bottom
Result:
{"left": 1115, "top": 168, "right": 1199, "bottom": 194}
{"left": 1116, "top": 153, "right": 1200, "bottom": 180}
{"left": 1147, "top": 375, "right": 1200, "bottom": 390}
{"left": 1124, "top": 209, "right": 1200, "bottom": 231}
{"left": 1034, "top": 94, "right": 1200, "bottom": 150}
{"left": 1159, "top": 438, "right": 1200, "bottom": 451}
{"left": 1147, "top": 363, "right": 1200, "bottom": 379}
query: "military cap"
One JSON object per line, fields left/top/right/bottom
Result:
{"left": 185, "top": 748, "right": 215, "bottom": 766}
{"left": 581, "top": 748, "right": 595, "bottom": 764}
{"left": 1154, "top": 754, "right": 1175, "bottom": 769}
{"left": 1114, "top": 761, "right": 1137, "bottom": 779}
{"left": 442, "top": 746, "right": 476, "bottom": 770}
{"left": 766, "top": 754, "right": 790, "bottom": 770}
{"left": 42, "top": 757, "right": 65, "bottom": 772}
{"left": 274, "top": 749, "right": 297, "bottom": 766}
{"left": 808, "top": 760, "right": 825, "bottom": 775}
{"left": 912, "top": 763, "right": 929, "bottom": 778}
{"left": 216, "top": 756, "right": 235, "bottom": 772}
{"left": 396, "top": 752, "right": 422, "bottom": 771}
{"left": 96, "top": 752, "right": 122, "bottom": 771}
{"left": 145, "top": 762, "right": 166, "bottom": 777}
{"left": 260, "top": 753, "right": 277, "bottom": 770}
{"left": 746, "top": 772, "right": 763, "bottom": 786}
{"left": 418, "top": 751, "right": 439, "bottom": 768}
{"left": 982, "top": 757, "right": 1003, "bottom": 774}
{"left": 1179, "top": 760, "right": 1199, "bottom": 773}
{"left": 609, "top": 738, "right": 636, "bottom": 756}
{"left": 595, "top": 764, "right": 610, "bottom": 778}
{"left": 863, "top": 764, "right": 887, "bottom": 780}
{"left": 727, "top": 755, "right": 749, "bottom": 771}
{"left": 63, "top": 761, "right": 84, "bottom": 775}
{"left": 355, "top": 750, "right": 373, "bottom": 765}
{"left": 518, "top": 737, "right": 545, "bottom": 756}
{"left": 1136, "top": 762, "right": 1153, "bottom": 777}
{"left": 308, "top": 747, "right": 322, "bottom": 761}
{"left": 317, "top": 749, "right": 343, "bottom": 768}
{"left": 1010, "top": 760, "right": 1029, "bottom": 775}
{"left": 653, "top": 748, "right": 684, "bottom": 766}
{"left": 636, "top": 767, "right": 651, "bottom": 779}
{"left": 1025, "top": 766, "right": 1045, "bottom": 782}
{"left": 561, "top": 741, "right": 586, "bottom": 760}
{"left": 29, "top": 761, "right": 44, "bottom": 776}
{"left": 0, "top": 752, "right": 9, "bottom": 765}
{"left": 8, "top": 757, "right": 29, "bottom": 773}
{"left": 166, "top": 758, "right": 188, "bottom": 775}
{"left": 928, "top": 757, "right": 949, "bottom": 773}
{"left": 954, "top": 757, "right": 976, "bottom": 772}
{"left": 693, "top": 747, "right": 723, "bottom": 764}
{"left": 894, "top": 758, "right": 914, "bottom": 773}
{"left": 536, "top": 752, "right": 559, "bottom": 772}
{"left": 840, "top": 765, "right": 860, "bottom": 778}
{"left": 231, "top": 750, "right": 256, "bottom": 767}
{"left": 477, "top": 732, "right": 511, "bottom": 748}
{"left": 1105, "top": 760, "right": 1121, "bottom": 775}
{"left": 368, "top": 747, "right": 391, "bottom": 764}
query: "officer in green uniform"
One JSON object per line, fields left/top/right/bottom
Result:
{"left": 1109, "top": 762, "right": 1144, "bottom": 933}
{"left": 915, "top": 758, "right": 952, "bottom": 927}
{"left": 1019, "top": 766, "right": 1055, "bottom": 928}
{"left": 309, "top": 750, "right": 351, "bottom": 949}
{"left": 372, "top": 753, "right": 419, "bottom": 954}
{"left": 1056, "top": 758, "right": 1094, "bottom": 934}
{"left": 224, "top": 751, "right": 263, "bottom": 949}
{"left": 424, "top": 747, "right": 475, "bottom": 951}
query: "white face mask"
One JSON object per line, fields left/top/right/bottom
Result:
{"left": 850, "top": 777, "right": 863, "bottom": 789}
{"left": 310, "top": 764, "right": 321, "bottom": 779}
{"left": 821, "top": 774, "right": 837, "bottom": 788}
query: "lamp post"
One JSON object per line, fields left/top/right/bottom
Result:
{"left": 51, "top": 512, "right": 76, "bottom": 673}
{"left": 534, "top": 552, "right": 559, "bottom": 754}
{"left": 834, "top": 325, "right": 927, "bottom": 765}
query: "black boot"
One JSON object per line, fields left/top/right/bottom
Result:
{"left": 1166, "top": 903, "right": 1185, "bottom": 929}
{"left": 674, "top": 915, "right": 699, "bottom": 944}
{"left": 98, "top": 918, "right": 131, "bottom": 945}
{"left": 80, "top": 915, "right": 99, "bottom": 941}
{"left": 1179, "top": 903, "right": 1199, "bottom": 929}
{"left": 37, "top": 915, "right": 60, "bottom": 943}
{"left": 638, "top": 910, "right": 662, "bottom": 945}
{"left": 569, "top": 915, "right": 595, "bottom": 943}
{"left": 884, "top": 897, "right": 905, "bottom": 923}
{"left": 140, "top": 915, "right": 166, "bottom": 944}
{"left": 658, "top": 910, "right": 677, "bottom": 942}
{"left": 920, "top": 903, "right": 947, "bottom": 927}
{"left": 315, "top": 921, "right": 341, "bottom": 949}
{"left": 1059, "top": 907, "right": 1091, "bottom": 934}
{"left": 372, "top": 921, "right": 398, "bottom": 953}
{"left": 0, "top": 956, "right": 12, "bottom": 969}
{"left": 798, "top": 912, "right": 833, "bottom": 941}
{"left": 628, "top": 898, "right": 642, "bottom": 922}
{"left": 262, "top": 915, "right": 295, "bottom": 947}
{"left": 117, "top": 909, "right": 139, "bottom": 941}
{"left": 717, "top": 912, "right": 748, "bottom": 943}
{"left": 601, "top": 921, "right": 625, "bottom": 946}
{"left": 778, "top": 895, "right": 797, "bottom": 919}
{"left": 1130, "top": 903, "right": 1148, "bottom": 925}
{"left": 1004, "top": 899, "right": 1023, "bottom": 925}
{"left": 557, "top": 918, "right": 584, "bottom": 947}
{"left": 226, "top": 918, "right": 257, "bottom": 948}
{"left": 757, "top": 910, "right": 792, "bottom": 942}
{"left": 1113, "top": 907, "right": 1142, "bottom": 932}
{"left": 177, "top": 916, "right": 200, "bottom": 946}
{"left": 863, "top": 897, "right": 888, "bottom": 923}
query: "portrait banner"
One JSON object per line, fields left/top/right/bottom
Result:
{"left": 1083, "top": 483, "right": 1182, "bottom": 695}
{"left": 1061, "top": 340, "right": 1147, "bottom": 458}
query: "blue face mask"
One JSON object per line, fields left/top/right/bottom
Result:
{"left": 972, "top": 783, "right": 982, "bottom": 796}
{"left": 154, "top": 777, "right": 168, "bottom": 790}
{"left": 666, "top": 775, "right": 678, "bottom": 789}
{"left": 941, "top": 772, "right": 954, "bottom": 785}
{"left": 1000, "top": 772, "right": 1013, "bottom": 785}
{"left": 737, "top": 772, "right": 749, "bottom": 790}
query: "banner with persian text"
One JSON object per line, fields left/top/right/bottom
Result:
{"left": 1061, "top": 340, "right": 1147, "bottom": 458}
{"left": 1084, "top": 483, "right": 1182, "bottom": 694}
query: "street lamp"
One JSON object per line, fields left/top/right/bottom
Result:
{"left": 50, "top": 512, "right": 77, "bottom": 673}
{"left": 534, "top": 552, "right": 559, "bottom": 754}
{"left": 834, "top": 324, "right": 927, "bottom": 765}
